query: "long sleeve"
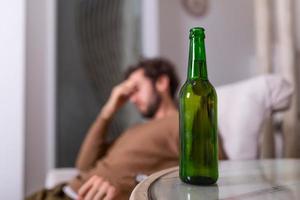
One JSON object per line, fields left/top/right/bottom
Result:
{"left": 75, "top": 114, "right": 112, "bottom": 171}
{"left": 218, "top": 134, "right": 228, "bottom": 160}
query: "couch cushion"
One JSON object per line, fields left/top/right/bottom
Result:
{"left": 45, "top": 168, "right": 78, "bottom": 189}
{"left": 217, "top": 75, "right": 293, "bottom": 160}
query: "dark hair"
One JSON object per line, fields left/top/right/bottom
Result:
{"left": 124, "top": 58, "right": 180, "bottom": 99}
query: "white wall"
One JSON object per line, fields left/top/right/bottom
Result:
{"left": 0, "top": 1, "right": 25, "bottom": 199}
{"left": 295, "top": 0, "right": 300, "bottom": 112}
{"left": 158, "top": 0, "right": 255, "bottom": 86}
{"left": 141, "top": 0, "right": 160, "bottom": 57}
{"left": 295, "top": 0, "right": 300, "bottom": 52}
{"left": 25, "top": 0, "right": 56, "bottom": 195}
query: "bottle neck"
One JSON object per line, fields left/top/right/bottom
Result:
{"left": 187, "top": 37, "right": 208, "bottom": 80}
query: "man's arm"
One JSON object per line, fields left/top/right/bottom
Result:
{"left": 75, "top": 110, "right": 113, "bottom": 171}
{"left": 76, "top": 80, "right": 136, "bottom": 171}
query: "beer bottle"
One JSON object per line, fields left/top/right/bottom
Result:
{"left": 179, "top": 27, "right": 218, "bottom": 185}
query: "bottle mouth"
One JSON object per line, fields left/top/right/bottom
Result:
{"left": 189, "top": 27, "right": 205, "bottom": 39}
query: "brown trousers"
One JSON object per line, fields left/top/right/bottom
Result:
{"left": 25, "top": 183, "right": 72, "bottom": 200}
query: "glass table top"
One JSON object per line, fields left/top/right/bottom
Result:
{"left": 131, "top": 159, "right": 300, "bottom": 200}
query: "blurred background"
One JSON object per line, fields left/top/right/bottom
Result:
{"left": 0, "top": 0, "right": 300, "bottom": 199}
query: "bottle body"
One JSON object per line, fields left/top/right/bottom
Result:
{"left": 179, "top": 27, "right": 218, "bottom": 185}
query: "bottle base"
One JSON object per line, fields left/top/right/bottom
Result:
{"left": 180, "top": 176, "right": 217, "bottom": 185}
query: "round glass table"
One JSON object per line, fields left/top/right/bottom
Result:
{"left": 130, "top": 159, "right": 300, "bottom": 200}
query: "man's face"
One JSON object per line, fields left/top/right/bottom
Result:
{"left": 127, "top": 69, "right": 161, "bottom": 118}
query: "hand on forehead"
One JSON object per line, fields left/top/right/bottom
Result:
{"left": 125, "top": 70, "right": 144, "bottom": 86}
{"left": 124, "top": 78, "right": 138, "bottom": 89}
{"left": 120, "top": 79, "right": 138, "bottom": 98}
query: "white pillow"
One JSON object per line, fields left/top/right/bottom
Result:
{"left": 217, "top": 75, "right": 293, "bottom": 160}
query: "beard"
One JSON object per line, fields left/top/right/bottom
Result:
{"left": 141, "top": 90, "right": 162, "bottom": 119}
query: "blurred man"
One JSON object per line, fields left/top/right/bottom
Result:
{"left": 27, "top": 58, "right": 226, "bottom": 200}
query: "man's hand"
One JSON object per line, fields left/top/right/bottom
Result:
{"left": 78, "top": 176, "right": 116, "bottom": 200}
{"left": 100, "top": 80, "right": 136, "bottom": 120}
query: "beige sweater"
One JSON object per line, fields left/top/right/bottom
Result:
{"left": 69, "top": 113, "right": 180, "bottom": 200}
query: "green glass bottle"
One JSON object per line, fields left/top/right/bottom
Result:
{"left": 179, "top": 27, "right": 218, "bottom": 185}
